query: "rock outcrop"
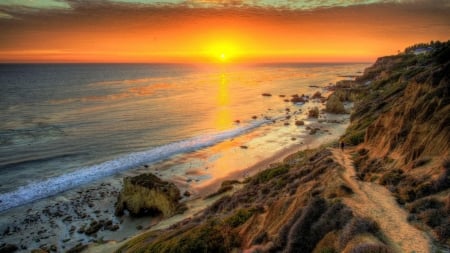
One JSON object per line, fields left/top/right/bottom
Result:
{"left": 115, "top": 173, "right": 186, "bottom": 217}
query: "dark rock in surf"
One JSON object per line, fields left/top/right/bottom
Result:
{"left": 0, "top": 243, "right": 18, "bottom": 253}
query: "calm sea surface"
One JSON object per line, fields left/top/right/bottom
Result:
{"left": 0, "top": 63, "right": 368, "bottom": 212}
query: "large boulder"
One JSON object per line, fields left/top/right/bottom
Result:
{"left": 115, "top": 173, "right": 186, "bottom": 217}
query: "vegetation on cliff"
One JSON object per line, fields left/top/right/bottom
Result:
{"left": 117, "top": 148, "right": 393, "bottom": 253}
{"left": 343, "top": 40, "right": 450, "bottom": 246}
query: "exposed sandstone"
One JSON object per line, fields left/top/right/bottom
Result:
{"left": 115, "top": 173, "right": 186, "bottom": 217}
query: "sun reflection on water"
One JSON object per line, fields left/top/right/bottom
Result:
{"left": 214, "top": 72, "right": 232, "bottom": 130}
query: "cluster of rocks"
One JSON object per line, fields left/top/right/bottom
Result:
{"left": 77, "top": 219, "right": 119, "bottom": 235}
{"left": 0, "top": 182, "right": 121, "bottom": 252}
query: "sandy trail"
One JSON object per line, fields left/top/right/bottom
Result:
{"left": 331, "top": 148, "right": 431, "bottom": 253}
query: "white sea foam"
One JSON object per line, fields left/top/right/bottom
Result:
{"left": 0, "top": 120, "right": 268, "bottom": 212}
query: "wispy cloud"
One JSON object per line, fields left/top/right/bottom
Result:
{"left": 0, "top": 0, "right": 418, "bottom": 11}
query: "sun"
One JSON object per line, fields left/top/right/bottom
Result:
{"left": 205, "top": 41, "right": 238, "bottom": 63}
{"left": 220, "top": 53, "right": 226, "bottom": 61}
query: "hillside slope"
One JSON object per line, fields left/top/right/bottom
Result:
{"left": 342, "top": 41, "right": 450, "bottom": 247}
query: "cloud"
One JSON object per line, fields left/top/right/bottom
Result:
{"left": 0, "top": 0, "right": 448, "bottom": 62}
{"left": 1, "top": 0, "right": 70, "bottom": 9}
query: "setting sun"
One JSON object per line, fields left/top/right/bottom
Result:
{"left": 204, "top": 40, "right": 240, "bottom": 63}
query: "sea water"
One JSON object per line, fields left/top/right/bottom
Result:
{"left": 0, "top": 63, "right": 368, "bottom": 212}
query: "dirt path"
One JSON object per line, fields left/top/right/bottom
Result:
{"left": 331, "top": 148, "right": 431, "bottom": 253}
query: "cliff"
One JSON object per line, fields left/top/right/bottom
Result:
{"left": 344, "top": 41, "right": 450, "bottom": 246}
{"left": 115, "top": 41, "right": 449, "bottom": 253}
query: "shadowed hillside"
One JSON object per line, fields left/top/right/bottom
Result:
{"left": 115, "top": 41, "right": 449, "bottom": 253}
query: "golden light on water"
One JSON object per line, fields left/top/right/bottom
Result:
{"left": 215, "top": 73, "right": 232, "bottom": 130}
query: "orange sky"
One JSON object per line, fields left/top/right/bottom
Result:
{"left": 0, "top": 0, "right": 449, "bottom": 63}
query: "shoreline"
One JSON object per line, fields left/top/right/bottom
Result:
{"left": 0, "top": 88, "right": 352, "bottom": 252}
{"left": 195, "top": 116, "right": 348, "bottom": 195}
{"left": 84, "top": 112, "right": 351, "bottom": 253}
{"left": 0, "top": 113, "right": 350, "bottom": 253}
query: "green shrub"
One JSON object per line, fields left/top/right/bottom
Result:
{"left": 144, "top": 219, "right": 240, "bottom": 253}
{"left": 285, "top": 198, "right": 328, "bottom": 252}
{"left": 251, "top": 164, "right": 289, "bottom": 184}
{"left": 251, "top": 231, "right": 268, "bottom": 245}
{"left": 407, "top": 197, "right": 443, "bottom": 213}
{"left": 379, "top": 169, "right": 404, "bottom": 186}
{"left": 349, "top": 243, "right": 393, "bottom": 253}
{"left": 338, "top": 217, "right": 380, "bottom": 249}
{"left": 319, "top": 247, "right": 337, "bottom": 253}
{"left": 343, "top": 130, "right": 365, "bottom": 146}
{"left": 225, "top": 208, "right": 254, "bottom": 228}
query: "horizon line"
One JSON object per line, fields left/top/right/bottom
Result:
{"left": 0, "top": 61, "right": 373, "bottom": 65}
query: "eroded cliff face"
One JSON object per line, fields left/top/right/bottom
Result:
{"left": 345, "top": 42, "right": 450, "bottom": 245}
{"left": 362, "top": 57, "right": 449, "bottom": 165}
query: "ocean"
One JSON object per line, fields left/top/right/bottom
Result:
{"left": 0, "top": 63, "right": 367, "bottom": 213}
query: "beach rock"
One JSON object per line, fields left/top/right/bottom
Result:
{"left": 30, "top": 249, "right": 46, "bottom": 253}
{"left": 290, "top": 96, "right": 306, "bottom": 103}
{"left": 183, "top": 191, "right": 191, "bottom": 197}
{"left": 309, "top": 128, "right": 320, "bottom": 135}
{"left": 49, "top": 245, "right": 57, "bottom": 252}
{"left": 84, "top": 220, "right": 103, "bottom": 235}
{"left": 109, "top": 224, "right": 120, "bottom": 231}
{"left": 308, "top": 107, "right": 320, "bottom": 118}
{"left": 66, "top": 243, "right": 87, "bottom": 253}
{"left": 0, "top": 243, "right": 18, "bottom": 253}
{"left": 261, "top": 93, "right": 272, "bottom": 97}
{"left": 115, "top": 173, "right": 185, "bottom": 217}
{"left": 295, "top": 120, "right": 305, "bottom": 126}
{"left": 312, "top": 91, "right": 322, "bottom": 99}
